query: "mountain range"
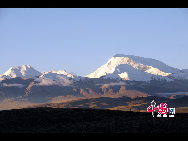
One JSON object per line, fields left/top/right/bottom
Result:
{"left": 0, "top": 65, "right": 80, "bottom": 86}
{"left": 1, "top": 54, "right": 188, "bottom": 82}
{"left": 0, "top": 54, "right": 188, "bottom": 109}
{"left": 1, "top": 54, "right": 188, "bottom": 116}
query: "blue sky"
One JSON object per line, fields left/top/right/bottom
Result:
{"left": 0, "top": 8, "right": 188, "bottom": 76}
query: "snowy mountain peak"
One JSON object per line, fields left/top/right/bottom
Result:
{"left": 35, "top": 70, "right": 76, "bottom": 86}
{"left": 86, "top": 54, "right": 181, "bottom": 81}
{"left": 2, "top": 65, "right": 41, "bottom": 79}
{"left": 40, "top": 70, "right": 74, "bottom": 79}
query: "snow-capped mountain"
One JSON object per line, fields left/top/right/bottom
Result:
{"left": 40, "top": 70, "right": 83, "bottom": 80}
{"left": 40, "top": 70, "right": 74, "bottom": 79}
{"left": 35, "top": 70, "right": 85, "bottom": 86}
{"left": 34, "top": 70, "right": 74, "bottom": 86}
{"left": 1, "top": 65, "right": 42, "bottom": 79}
{"left": 0, "top": 64, "right": 83, "bottom": 86}
{"left": 86, "top": 54, "right": 186, "bottom": 81}
{"left": 1, "top": 55, "right": 188, "bottom": 83}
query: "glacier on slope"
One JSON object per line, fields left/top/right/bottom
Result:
{"left": 86, "top": 54, "right": 182, "bottom": 81}
{"left": 113, "top": 54, "right": 180, "bottom": 73}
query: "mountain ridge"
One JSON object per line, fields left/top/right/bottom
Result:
{"left": 86, "top": 54, "right": 188, "bottom": 81}
{"left": 1, "top": 54, "right": 188, "bottom": 82}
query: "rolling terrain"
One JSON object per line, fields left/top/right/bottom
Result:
{"left": 30, "top": 95, "right": 188, "bottom": 113}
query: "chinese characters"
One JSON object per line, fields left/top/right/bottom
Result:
{"left": 147, "top": 100, "right": 175, "bottom": 117}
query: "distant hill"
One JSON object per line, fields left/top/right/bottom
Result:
{"left": 31, "top": 95, "right": 188, "bottom": 113}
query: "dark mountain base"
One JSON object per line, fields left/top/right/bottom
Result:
{"left": 0, "top": 107, "right": 188, "bottom": 133}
